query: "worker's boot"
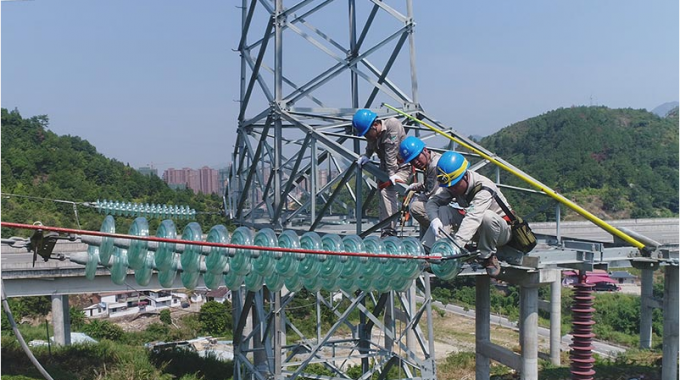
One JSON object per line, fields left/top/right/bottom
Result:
{"left": 482, "top": 254, "right": 501, "bottom": 277}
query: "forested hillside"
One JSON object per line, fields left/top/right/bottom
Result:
{"left": 2, "top": 105, "right": 677, "bottom": 237}
{"left": 479, "top": 106, "right": 679, "bottom": 221}
{"left": 1, "top": 108, "right": 226, "bottom": 236}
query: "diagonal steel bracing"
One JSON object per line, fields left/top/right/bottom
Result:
{"left": 229, "top": 0, "right": 422, "bottom": 233}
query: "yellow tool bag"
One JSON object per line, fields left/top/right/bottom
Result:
{"left": 471, "top": 184, "right": 537, "bottom": 253}
{"left": 505, "top": 213, "right": 537, "bottom": 253}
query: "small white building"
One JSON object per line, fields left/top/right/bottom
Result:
{"left": 84, "top": 290, "right": 184, "bottom": 319}
{"left": 206, "top": 287, "right": 231, "bottom": 303}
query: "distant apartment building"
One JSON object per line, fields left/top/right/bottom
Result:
{"left": 137, "top": 166, "right": 159, "bottom": 177}
{"left": 198, "top": 166, "right": 220, "bottom": 195}
{"left": 163, "top": 166, "right": 219, "bottom": 195}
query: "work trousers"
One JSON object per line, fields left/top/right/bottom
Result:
{"left": 379, "top": 171, "right": 410, "bottom": 233}
{"left": 421, "top": 205, "right": 512, "bottom": 259}
{"left": 409, "top": 195, "right": 430, "bottom": 238}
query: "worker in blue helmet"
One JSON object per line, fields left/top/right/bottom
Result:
{"left": 423, "top": 151, "right": 514, "bottom": 277}
{"left": 398, "top": 136, "right": 442, "bottom": 237}
{"left": 353, "top": 108, "right": 411, "bottom": 237}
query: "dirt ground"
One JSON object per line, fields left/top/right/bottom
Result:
{"left": 109, "top": 300, "right": 523, "bottom": 363}
{"left": 113, "top": 301, "right": 202, "bottom": 333}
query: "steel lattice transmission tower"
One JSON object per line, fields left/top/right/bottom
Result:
{"left": 228, "top": 0, "right": 424, "bottom": 233}
{"left": 226, "top": 2, "right": 439, "bottom": 380}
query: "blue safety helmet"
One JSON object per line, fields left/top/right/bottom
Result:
{"left": 352, "top": 109, "right": 377, "bottom": 137}
{"left": 399, "top": 136, "right": 426, "bottom": 163}
{"left": 436, "top": 151, "right": 469, "bottom": 187}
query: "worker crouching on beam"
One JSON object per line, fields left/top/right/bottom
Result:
{"left": 422, "top": 151, "right": 514, "bottom": 277}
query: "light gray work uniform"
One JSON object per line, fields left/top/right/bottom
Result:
{"left": 421, "top": 171, "right": 512, "bottom": 259}
{"left": 408, "top": 151, "right": 442, "bottom": 235}
{"left": 364, "top": 118, "right": 411, "bottom": 234}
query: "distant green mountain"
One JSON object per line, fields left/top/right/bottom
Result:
{"left": 1, "top": 108, "right": 226, "bottom": 236}
{"left": 479, "top": 106, "right": 679, "bottom": 221}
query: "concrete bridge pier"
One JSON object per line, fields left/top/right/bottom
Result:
{"left": 51, "top": 294, "right": 71, "bottom": 346}
{"left": 519, "top": 275, "right": 539, "bottom": 380}
{"left": 475, "top": 275, "right": 491, "bottom": 379}
{"left": 639, "top": 265, "right": 656, "bottom": 349}
{"left": 662, "top": 264, "right": 678, "bottom": 380}
{"left": 549, "top": 279, "right": 561, "bottom": 365}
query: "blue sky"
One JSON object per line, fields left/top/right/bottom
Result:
{"left": 2, "top": 1, "right": 678, "bottom": 174}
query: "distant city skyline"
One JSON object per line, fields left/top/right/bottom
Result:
{"left": 160, "top": 166, "right": 222, "bottom": 196}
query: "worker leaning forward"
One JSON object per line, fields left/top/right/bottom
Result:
{"left": 353, "top": 109, "right": 411, "bottom": 238}
{"left": 398, "top": 136, "right": 442, "bottom": 238}
{"left": 422, "top": 151, "right": 513, "bottom": 277}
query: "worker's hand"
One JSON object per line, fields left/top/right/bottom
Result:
{"left": 357, "top": 155, "right": 370, "bottom": 167}
{"left": 429, "top": 218, "right": 443, "bottom": 239}
{"left": 406, "top": 183, "right": 420, "bottom": 192}
{"left": 389, "top": 174, "right": 401, "bottom": 186}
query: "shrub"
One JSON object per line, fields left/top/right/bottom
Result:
{"left": 159, "top": 309, "right": 172, "bottom": 325}
{"left": 82, "top": 319, "right": 124, "bottom": 341}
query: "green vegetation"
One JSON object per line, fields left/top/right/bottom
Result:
{"left": 198, "top": 300, "right": 233, "bottom": 337}
{"left": 1, "top": 335, "right": 232, "bottom": 380}
{"left": 159, "top": 309, "right": 172, "bottom": 325}
{"left": 1, "top": 108, "right": 230, "bottom": 238}
{"left": 479, "top": 106, "right": 679, "bottom": 220}
{"left": 2, "top": 305, "right": 227, "bottom": 379}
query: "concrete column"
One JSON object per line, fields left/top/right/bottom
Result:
{"left": 550, "top": 279, "right": 562, "bottom": 365}
{"left": 520, "top": 283, "right": 538, "bottom": 380}
{"left": 406, "top": 283, "right": 417, "bottom": 352}
{"left": 475, "top": 276, "right": 491, "bottom": 380}
{"left": 662, "top": 265, "right": 678, "bottom": 380}
{"left": 51, "top": 295, "right": 71, "bottom": 346}
{"left": 639, "top": 268, "right": 654, "bottom": 349}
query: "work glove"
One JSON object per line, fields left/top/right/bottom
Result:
{"left": 357, "top": 155, "right": 370, "bottom": 167}
{"left": 389, "top": 174, "right": 401, "bottom": 186}
{"left": 429, "top": 218, "right": 443, "bottom": 239}
{"left": 406, "top": 182, "right": 421, "bottom": 192}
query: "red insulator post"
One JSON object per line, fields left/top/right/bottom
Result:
{"left": 569, "top": 271, "right": 596, "bottom": 380}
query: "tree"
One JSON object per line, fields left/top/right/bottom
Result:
{"left": 160, "top": 309, "right": 172, "bottom": 325}
{"left": 69, "top": 307, "right": 86, "bottom": 330}
{"left": 222, "top": 300, "right": 233, "bottom": 331}
{"left": 199, "top": 301, "right": 229, "bottom": 335}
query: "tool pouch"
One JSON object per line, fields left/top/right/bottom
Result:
{"left": 507, "top": 215, "right": 537, "bottom": 253}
